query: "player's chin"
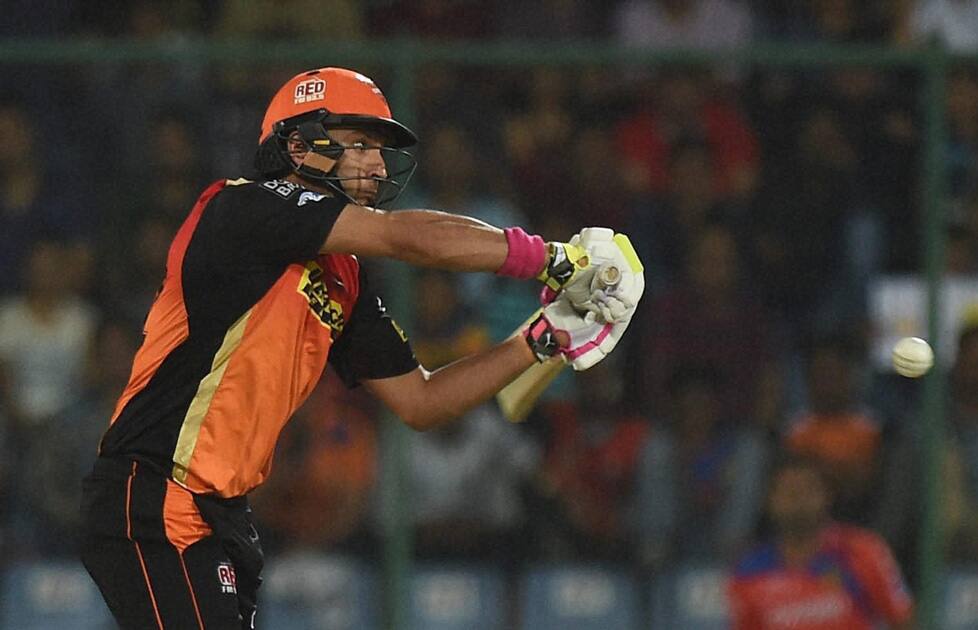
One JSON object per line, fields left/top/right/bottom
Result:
{"left": 355, "top": 188, "right": 379, "bottom": 206}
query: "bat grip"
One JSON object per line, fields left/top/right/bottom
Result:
{"left": 595, "top": 264, "right": 621, "bottom": 290}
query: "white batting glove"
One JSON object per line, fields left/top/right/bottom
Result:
{"left": 525, "top": 294, "right": 630, "bottom": 371}
{"left": 560, "top": 228, "right": 645, "bottom": 325}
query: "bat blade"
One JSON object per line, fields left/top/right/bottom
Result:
{"left": 498, "top": 357, "right": 566, "bottom": 422}
{"left": 496, "top": 264, "right": 621, "bottom": 422}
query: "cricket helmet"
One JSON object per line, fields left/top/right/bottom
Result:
{"left": 255, "top": 67, "right": 417, "bottom": 206}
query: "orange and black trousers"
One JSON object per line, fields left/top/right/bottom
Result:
{"left": 80, "top": 457, "right": 263, "bottom": 629}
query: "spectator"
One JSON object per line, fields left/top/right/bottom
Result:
{"left": 729, "top": 457, "right": 914, "bottom": 630}
{"left": 383, "top": 268, "right": 538, "bottom": 562}
{"left": 72, "top": 0, "right": 212, "bottom": 38}
{"left": 15, "top": 319, "right": 139, "bottom": 556}
{"left": 784, "top": 335, "right": 884, "bottom": 525}
{"left": 367, "top": 0, "right": 493, "bottom": 39}
{"left": 218, "top": 0, "right": 364, "bottom": 40}
{"left": 629, "top": 137, "right": 747, "bottom": 292}
{"left": 612, "top": 0, "right": 753, "bottom": 51}
{"left": 412, "top": 130, "right": 536, "bottom": 340}
{"left": 615, "top": 67, "right": 760, "bottom": 203}
{"left": 634, "top": 364, "right": 768, "bottom": 569}
{"left": 0, "top": 240, "right": 98, "bottom": 431}
{"left": 640, "top": 223, "right": 781, "bottom": 424}
{"left": 0, "top": 0, "right": 78, "bottom": 36}
{"left": 402, "top": 405, "right": 538, "bottom": 562}
{"left": 0, "top": 102, "right": 92, "bottom": 296}
{"left": 531, "top": 356, "right": 650, "bottom": 561}
{"left": 504, "top": 68, "right": 579, "bottom": 234}
{"left": 0, "top": 240, "right": 98, "bottom": 558}
{"left": 943, "top": 322, "right": 978, "bottom": 563}
{"left": 102, "top": 215, "right": 176, "bottom": 327}
{"left": 895, "top": 0, "right": 978, "bottom": 51}
{"left": 775, "top": 0, "right": 894, "bottom": 42}
{"left": 946, "top": 223, "right": 978, "bottom": 275}
{"left": 251, "top": 374, "right": 378, "bottom": 555}
{"left": 0, "top": 387, "right": 7, "bottom": 564}
{"left": 493, "top": 0, "right": 604, "bottom": 40}
{"left": 140, "top": 110, "right": 214, "bottom": 226}
{"left": 946, "top": 67, "right": 978, "bottom": 210}
{"left": 410, "top": 269, "right": 491, "bottom": 368}
{"left": 750, "top": 100, "right": 884, "bottom": 332}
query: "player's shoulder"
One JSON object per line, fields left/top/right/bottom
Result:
{"left": 733, "top": 543, "right": 780, "bottom": 579}
{"left": 217, "top": 177, "right": 341, "bottom": 207}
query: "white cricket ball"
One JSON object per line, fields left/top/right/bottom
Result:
{"left": 892, "top": 337, "right": 934, "bottom": 378}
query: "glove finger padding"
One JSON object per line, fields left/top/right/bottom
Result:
{"left": 571, "top": 315, "right": 634, "bottom": 371}
{"left": 563, "top": 232, "right": 645, "bottom": 324}
{"left": 541, "top": 295, "right": 623, "bottom": 371}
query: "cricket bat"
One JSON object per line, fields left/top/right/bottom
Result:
{"left": 497, "top": 265, "right": 621, "bottom": 422}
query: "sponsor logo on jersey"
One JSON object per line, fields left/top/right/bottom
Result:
{"left": 261, "top": 179, "right": 300, "bottom": 199}
{"left": 217, "top": 562, "right": 237, "bottom": 595}
{"left": 294, "top": 78, "right": 326, "bottom": 104}
{"left": 298, "top": 261, "right": 345, "bottom": 334}
{"left": 297, "top": 190, "right": 327, "bottom": 207}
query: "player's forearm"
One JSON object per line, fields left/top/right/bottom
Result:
{"left": 324, "top": 205, "right": 547, "bottom": 276}
{"left": 385, "top": 210, "right": 513, "bottom": 271}
{"left": 410, "top": 335, "right": 537, "bottom": 431}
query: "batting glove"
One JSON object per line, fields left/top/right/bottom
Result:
{"left": 558, "top": 228, "right": 645, "bottom": 325}
{"left": 536, "top": 240, "right": 591, "bottom": 295}
{"left": 524, "top": 294, "right": 628, "bottom": 371}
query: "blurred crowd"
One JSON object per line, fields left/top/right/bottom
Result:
{"left": 2, "top": 0, "right": 978, "bottom": 606}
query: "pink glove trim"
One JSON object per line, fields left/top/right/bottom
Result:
{"left": 526, "top": 317, "right": 550, "bottom": 340}
{"left": 562, "top": 323, "right": 614, "bottom": 360}
{"left": 539, "top": 286, "right": 558, "bottom": 305}
{"left": 497, "top": 227, "right": 547, "bottom": 279}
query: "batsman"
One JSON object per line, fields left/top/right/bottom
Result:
{"left": 79, "top": 67, "right": 644, "bottom": 629}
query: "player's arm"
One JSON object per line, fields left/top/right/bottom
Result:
{"left": 323, "top": 205, "right": 597, "bottom": 298}
{"left": 362, "top": 335, "right": 537, "bottom": 431}
{"left": 324, "top": 205, "right": 512, "bottom": 272}
{"left": 363, "top": 292, "right": 630, "bottom": 430}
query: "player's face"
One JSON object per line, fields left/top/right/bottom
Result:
{"left": 330, "top": 128, "right": 389, "bottom": 205}
{"left": 768, "top": 466, "right": 829, "bottom": 538}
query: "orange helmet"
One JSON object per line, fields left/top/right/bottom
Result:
{"left": 254, "top": 67, "right": 417, "bottom": 206}
{"left": 258, "top": 67, "right": 416, "bottom": 148}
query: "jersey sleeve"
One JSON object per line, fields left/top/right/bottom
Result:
{"left": 205, "top": 179, "right": 347, "bottom": 268}
{"left": 851, "top": 531, "right": 914, "bottom": 625}
{"left": 328, "top": 270, "right": 418, "bottom": 388}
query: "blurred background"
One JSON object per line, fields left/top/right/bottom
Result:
{"left": 1, "top": 0, "right": 978, "bottom": 628}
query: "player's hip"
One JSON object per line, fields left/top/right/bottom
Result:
{"left": 81, "top": 457, "right": 265, "bottom": 623}
{"left": 81, "top": 457, "right": 261, "bottom": 559}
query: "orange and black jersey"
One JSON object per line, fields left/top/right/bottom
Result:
{"left": 99, "top": 178, "right": 417, "bottom": 498}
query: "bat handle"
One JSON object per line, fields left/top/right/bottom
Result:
{"left": 596, "top": 264, "right": 621, "bottom": 289}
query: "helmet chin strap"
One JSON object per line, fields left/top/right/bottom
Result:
{"left": 299, "top": 151, "right": 338, "bottom": 175}
{"left": 296, "top": 152, "right": 372, "bottom": 206}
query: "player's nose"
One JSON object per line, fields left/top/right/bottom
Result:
{"left": 364, "top": 148, "right": 387, "bottom": 178}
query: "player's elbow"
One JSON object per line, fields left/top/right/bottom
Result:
{"left": 399, "top": 405, "right": 458, "bottom": 432}
{"left": 389, "top": 367, "right": 463, "bottom": 431}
